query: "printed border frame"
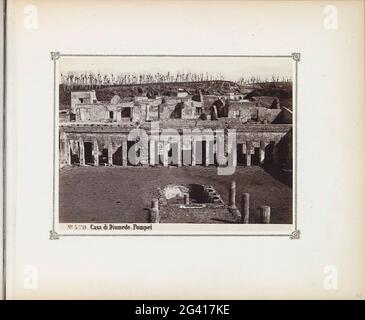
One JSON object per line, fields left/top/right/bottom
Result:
{"left": 50, "top": 53, "right": 300, "bottom": 240}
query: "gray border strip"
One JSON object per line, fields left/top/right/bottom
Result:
{"left": 57, "top": 54, "right": 293, "bottom": 58}
{"left": 1, "top": 0, "right": 6, "bottom": 300}
{"left": 51, "top": 53, "right": 300, "bottom": 240}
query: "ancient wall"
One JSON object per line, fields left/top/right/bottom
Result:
{"left": 257, "top": 107, "right": 281, "bottom": 123}
{"left": 74, "top": 104, "right": 108, "bottom": 122}
{"left": 280, "top": 107, "right": 293, "bottom": 124}
{"left": 158, "top": 102, "right": 179, "bottom": 119}
{"left": 273, "top": 128, "right": 293, "bottom": 169}
{"left": 253, "top": 96, "right": 280, "bottom": 109}
{"left": 227, "top": 107, "right": 251, "bottom": 122}
{"left": 71, "top": 91, "right": 97, "bottom": 109}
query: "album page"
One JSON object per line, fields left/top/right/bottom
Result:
{"left": 3, "top": 0, "right": 365, "bottom": 299}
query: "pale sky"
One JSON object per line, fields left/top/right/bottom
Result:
{"left": 60, "top": 56, "right": 293, "bottom": 82}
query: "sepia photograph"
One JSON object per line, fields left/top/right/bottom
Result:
{"left": 56, "top": 54, "right": 296, "bottom": 232}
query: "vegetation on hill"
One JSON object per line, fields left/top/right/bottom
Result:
{"left": 59, "top": 80, "right": 292, "bottom": 110}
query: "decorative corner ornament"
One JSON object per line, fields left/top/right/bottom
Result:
{"left": 291, "top": 52, "right": 300, "bottom": 61}
{"left": 289, "top": 229, "right": 301, "bottom": 240}
{"left": 49, "top": 230, "right": 60, "bottom": 240}
{"left": 50, "top": 51, "right": 61, "bottom": 61}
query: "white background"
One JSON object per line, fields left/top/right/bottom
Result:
{"left": 5, "top": 0, "right": 365, "bottom": 299}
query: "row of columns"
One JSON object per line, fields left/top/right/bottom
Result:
{"left": 244, "top": 140, "right": 268, "bottom": 166}
{"left": 61, "top": 135, "right": 271, "bottom": 167}
{"left": 228, "top": 181, "right": 271, "bottom": 224}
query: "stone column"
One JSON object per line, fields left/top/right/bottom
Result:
{"left": 177, "top": 137, "right": 182, "bottom": 167}
{"left": 66, "top": 139, "right": 71, "bottom": 165}
{"left": 149, "top": 140, "right": 156, "bottom": 166}
{"left": 216, "top": 130, "right": 226, "bottom": 166}
{"left": 184, "top": 194, "right": 190, "bottom": 205}
{"left": 224, "top": 132, "right": 228, "bottom": 156}
{"left": 108, "top": 141, "right": 113, "bottom": 166}
{"left": 93, "top": 139, "right": 99, "bottom": 166}
{"left": 140, "top": 145, "right": 149, "bottom": 166}
{"left": 122, "top": 140, "right": 127, "bottom": 167}
{"left": 60, "top": 133, "right": 66, "bottom": 161}
{"left": 241, "top": 193, "right": 250, "bottom": 224}
{"left": 79, "top": 137, "right": 85, "bottom": 165}
{"left": 60, "top": 132, "right": 70, "bottom": 165}
{"left": 149, "top": 199, "right": 160, "bottom": 223}
{"left": 228, "top": 181, "right": 237, "bottom": 209}
{"left": 246, "top": 141, "right": 252, "bottom": 166}
{"left": 205, "top": 140, "right": 210, "bottom": 166}
{"left": 163, "top": 142, "right": 169, "bottom": 167}
{"left": 259, "top": 205, "right": 271, "bottom": 224}
{"left": 191, "top": 138, "right": 196, "bottom": 166}
{"left": 259, "top": 141, "right": 265, "bottom": 165}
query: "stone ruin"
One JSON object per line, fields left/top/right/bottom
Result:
{"left": 149, "top": 181, "right": 271, "bottom": 224}
{"left": 158, "top": 183, "right": 224, "bottom": 205}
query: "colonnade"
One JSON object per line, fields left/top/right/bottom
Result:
{"left": 60, "top": 133, "right": 271, "bottom": 167}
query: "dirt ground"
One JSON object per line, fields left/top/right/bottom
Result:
{"left": 59, "top": 166, "right": 292, "bottom": 224}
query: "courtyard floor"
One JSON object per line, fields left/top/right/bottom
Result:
{"left": 59, "top": 166, "right": 293, "bottom": 224}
